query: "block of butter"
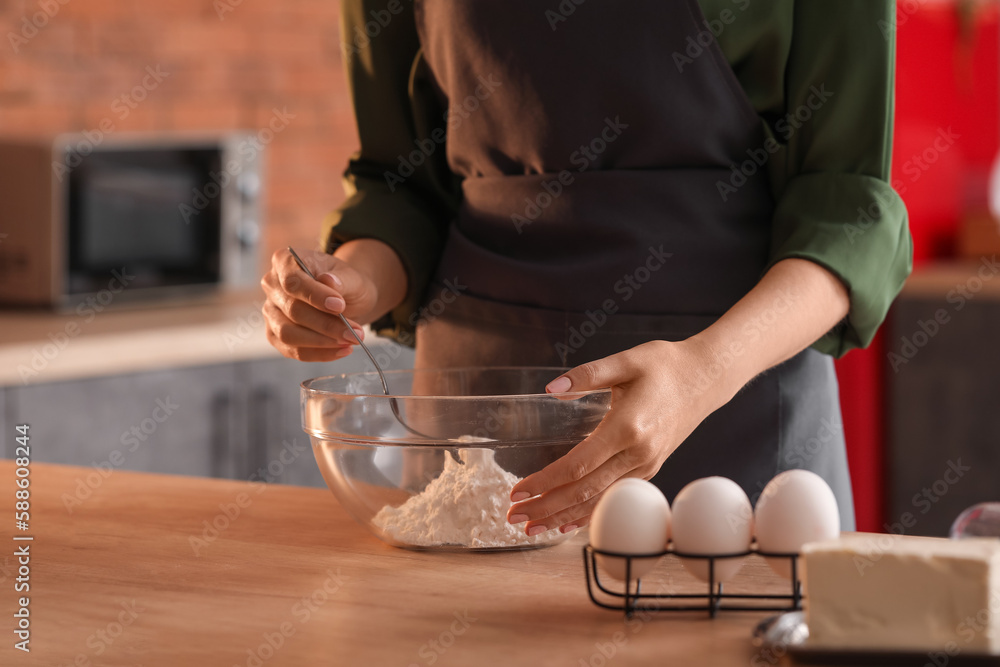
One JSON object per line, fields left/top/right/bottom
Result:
{"left": 802, "top": 534, "right": 1000, "bottom": 653}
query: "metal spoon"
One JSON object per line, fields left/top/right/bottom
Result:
{"left": 287, "top": 248, "right": 465, "bottom": 460}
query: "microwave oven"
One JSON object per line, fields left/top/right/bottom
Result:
{"left": 0, "top": 132, "right": 264, "bottom": 308}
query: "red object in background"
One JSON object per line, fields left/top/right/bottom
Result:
{"left": 837, "top": 2, "right": 999, "bottom": 533}
{"left": 893, "top": 1, "right": 998, "bottom": 261}
{"left": 836, "top": 337, "right": 885, "bottom": 532}
{"left": 893, "top": 124, "right": 965, "bottom": 261}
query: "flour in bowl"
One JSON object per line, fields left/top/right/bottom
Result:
{"left": 372, "top": 444, "right": 553, "bottom": 548}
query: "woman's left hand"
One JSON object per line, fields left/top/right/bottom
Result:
{"left": 506, "top": 258, "right": 850, "bottom": 536}
{"left": 506, "top": 338, "right": 738, "bottom": 536}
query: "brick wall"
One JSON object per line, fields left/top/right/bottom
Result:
{"left": 0, "top": 0, "right": 358, "bottom": 259}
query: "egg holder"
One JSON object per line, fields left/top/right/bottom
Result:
{"left": 582, "top": 542, "right": 802, "bottom": 618}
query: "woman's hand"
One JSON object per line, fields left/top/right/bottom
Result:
{"left": 506, "top": 338, "right": 736, "bottom": 536}
{"left": 260, "top": 240, "right": 407, "bottom": 362}
{"left": 505, "top": 258, "right": 850, "bottom": 536}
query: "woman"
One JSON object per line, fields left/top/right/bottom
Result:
{"left": 261, "top": 0, "right": 911, "bottom": 536}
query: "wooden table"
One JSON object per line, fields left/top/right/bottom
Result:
{"left": 1, "top": 461, "right": 802, "bottom": 666}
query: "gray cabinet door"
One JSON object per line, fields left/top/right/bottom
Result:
{"left": 888, "top": 297, "right": 1000, "bottom": 536}
{"left": 5, "top": 363, "right": 241, "bottom": 480}
{"left": 243, "top": 341, "right": 414, "bottom": 487}
{"left": 0, "top": 388, "right": 10, "bottom": 457}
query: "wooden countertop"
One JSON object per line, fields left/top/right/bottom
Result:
{"left": 0, "top": 289, "right": 280, "bottom": 385}
{"left": 1, "top": 461, "right": 807, "bottom": 667}
{"left": 1, "top": 259, "right": 994, "bottom": 387}
{"left": 900, "top": 258, "right": 1000, "bottom": 300}
{"left": 0, "top": 289, "right": 400, "bottom": 386}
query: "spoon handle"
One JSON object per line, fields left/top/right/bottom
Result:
{"left": 287, "top": 248, "right": 390, "bottom": 396}
{"left": 285, "top": 248, "right": 461, "bottom": 456}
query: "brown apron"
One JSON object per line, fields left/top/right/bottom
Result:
{"left": 410, "top": 0, "right": 855, "bottom": 528}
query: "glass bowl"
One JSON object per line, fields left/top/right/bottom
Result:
{"left": 301, "top": 367, "right": 612, "bottom": 551}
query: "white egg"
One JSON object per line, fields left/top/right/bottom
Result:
{"left": 591, "top": 478, "right": 671, "bottom": 582}
{"left": 671, "top": 477, "right": 753, "bottom": 583}
{"left": 754, "top": 469, "right": 840, "bottom": 579}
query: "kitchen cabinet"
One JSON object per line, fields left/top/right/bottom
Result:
{"left": 1, "top": 341, "right": 414, "bottom": 487}
{"left": 0, "top": 291, "right": 415, "bottom": 485}
{"left": 887, "top": 266, "right": 1000, "bottom": 536}
{"left": 0, "top": 388, "right": 6, "bottom": 449}
{"left": 241, "top": 346, "right": 414, "bottom": 487}
{"left": 5, "top": 364, "right": 240, "bottom": 478}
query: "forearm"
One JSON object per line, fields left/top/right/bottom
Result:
{"left": 509, "top": 259, "right": 850, "bottom": 532}
{"left": 331, "top": 238, "right": 408, "bottom": 324}
{"left": 689, "top": 258, "right": 850, "bottom": 403}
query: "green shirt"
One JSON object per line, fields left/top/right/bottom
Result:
{"left": 323, "top": 0, "right": 912, "bottom": 357}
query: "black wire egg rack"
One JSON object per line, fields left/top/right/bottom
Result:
{"left": 582, "top": 542, "right": 803, "bottom": 618}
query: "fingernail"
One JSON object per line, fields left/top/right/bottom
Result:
{"left": 546, "top": 376, "right": 572, "bottom": 393}
{"left": 508, "top": 514, "right": 528, "bottom": 525}
{"left": 344, "top": 328, "right": 364, "bottom": 343}
{"left": 527, "top": 525, "right": 546, "bottom": 537}
{"left": 320, "top": 272, "right": 343, "bottom": 288}
{"left": 561, "top": 525, "right": 578, "bottom": 534}
{"left": 510, "top": 491, "right": 530, "bottom": 502}
{"left": 325, "top": 296, "right": 345, "bottom": 312}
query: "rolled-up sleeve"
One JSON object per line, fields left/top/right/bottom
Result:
{"left": 322, "top": 0, "right": 458, "bottom": 340}
{"left": 765, "top": 0, "right": 913, "bottom": 357}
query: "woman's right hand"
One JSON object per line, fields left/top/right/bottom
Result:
{"left": 260, "top": 246, "right": 382, "bottom": 362}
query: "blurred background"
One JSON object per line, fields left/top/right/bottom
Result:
{"left": 0, "top": 0, "right": 997, "bottom": 535}
{"left": 0, "top": 0, "right": 355, "bottom": 248}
